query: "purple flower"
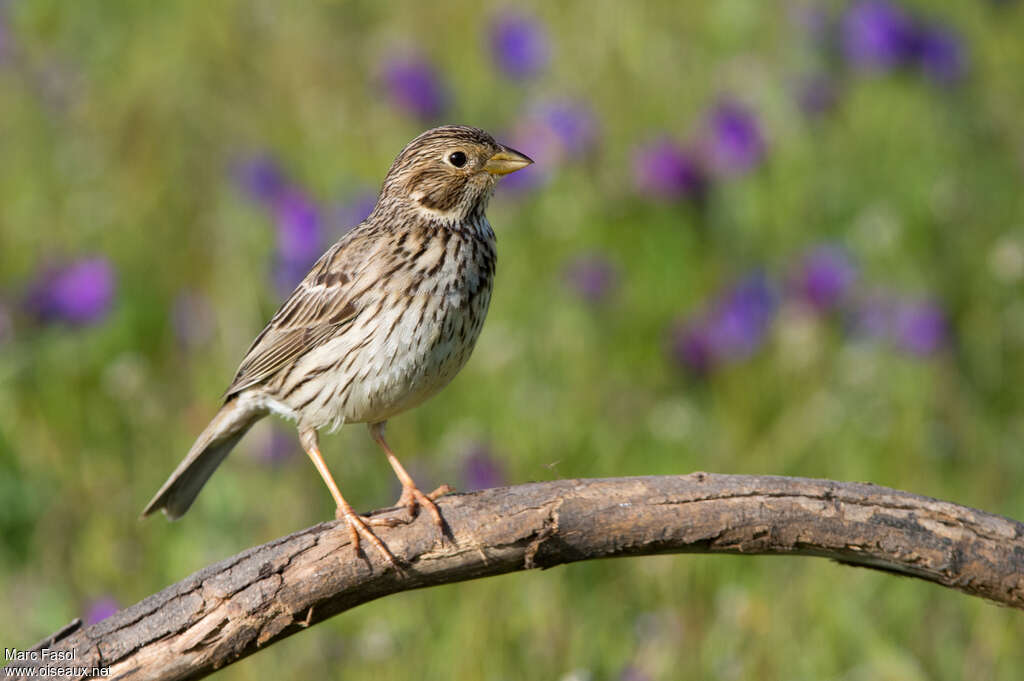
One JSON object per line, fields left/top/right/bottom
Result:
{"left": 232, "top": 158, "right": 330, "bottom": 291}
{"left": 331, "top": 189, "right": 377, "bottom": 236}
{"left": 705, "top": 273, "right": 778, "bottom": 359}
{"left": 632, "top": 139, "right": 707, "bottom": 201}
{"left": 619, "top": 665, "right": 652, "bottom": 681}
{"left": 704, "top": 99, "right": 765, "bottom": 176}
{"left": 84, "top": 596, "right": 118, "bottom": 625}
{"left": 795, "top": 74, "right": 841, "bottom": 118}
{"left": 494, "top": 134, "right": 543, "bottom": 193}
{"left": 894, "top": 299, "right": 948, "bottom": 355}
{"left": 496, "top": 117, "right": 561, "bottom": 193}
{"left": 532, "top": 99, "right": 599, "bottom": 159}
{"left": 381, "top": 55, "right": 447, "bottom": 122}
{"left": 841, "top": 0, "right": 917, "bottom": 71}
{"left": 25, "top": 257, "right": 116, "bottom": 326}
{"left": 274, "top": 261, "right": 310, "bottom": 294}
{"left": 850, "top": 291, "right": 949, "bottom": 356}
{"left": 276, "top": 190, "right": 321, "bottom": 264}
{"left": 497, "top": 99, "right": 598, "bottom": 194}
{"left": 461, "top": 443, "right": 505, "bottom": 490}
{"left": 850, "top": 291, "right": 893, "bottom": 339}
{"left": 0, "top": 11, "right": 9, "bottom": 64}
{"left": 260, "top": 427, "right": 299, "bottom": 465}
{"left": 791, "top": 246, "right": 857, "bottom": 311}
{"left": 914, "top": 24, "right": 967, "bottom": 85}
{"left": 0, "top": 300, "right": 11, "bottom": 343}
{"left": 563, "top": 253, "right": 618, "bottom": 305}
{"left": 233, "top": 155, "right": 287, "bottom": 205}
{"left": 668, "top": 321, "right": 717, "bottom": 375}
{"left": 669, "top": 273, "right": 778, "bottom": 374}
{"left": 790, "top": 4, "right": 832, "bottom": 45}
{"left": 489, "top": 10, "right": 549, "bottom": 79}
{"left": 274, "top": 189, "right": 322, "bottom": 290}
{"left": 171, "top": 291, "right": 214, "bottom": 350}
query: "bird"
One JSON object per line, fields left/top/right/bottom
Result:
{"left": 142, "top": 125, "right": 532, "bottom": 567}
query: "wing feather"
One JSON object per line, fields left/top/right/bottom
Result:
{"left": 224, "top": 233, "right": 372, "bottom": 398}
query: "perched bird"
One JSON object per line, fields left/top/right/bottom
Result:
{"left": 143, "top": 126, "right": 532, "bottom": 566}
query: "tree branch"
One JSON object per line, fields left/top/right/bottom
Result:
{"left": 10, "top": 474, "right": 1024, "bottom": 680}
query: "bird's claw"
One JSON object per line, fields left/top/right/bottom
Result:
{"left": 427, "top": 484, "right": 454, "bottom": 500}
{"left": 393, "top": 483, "right": 446, "bottom": 531}
{"left": 335, "top": 506, "right": 403, "bottom": 572}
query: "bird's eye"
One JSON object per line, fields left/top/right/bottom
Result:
{"left": 448, "top": 151, "right": 468, "bottom": 168}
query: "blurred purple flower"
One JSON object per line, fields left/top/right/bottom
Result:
{"left": 704, "top": 99, "right": 765, "bottom": 176}
{"left": 669, "top": 273, "right": 778, "bottom": 374}
{"left": 171, "top": 290, "right": 214, "bottom": 350}
{"left": 850, "top": 291, "right": 949, "bottom": 356}
{"left": 790, "top": 4, "right": 832, "bottom": 44}
{"left": 489, "top": 10, "right": 549, "bottom": 79}
{"left": 668, "top": 321, "right": 717, "bottom": 375}
{"left": 795, "top": 74, "right": 841, "bottom": 117}
{"left": 382, "top": 55, "right": 447, "bottom": 122}
{"left": 260, "top": 427, "right": 299, "bottom": 465}
{"left": 274, "top": 261, "right": 311, "bottom": 294}
{"left": 914, "top": 24, "right": 967, "bottom": 85}
{"left": 0, "top": 300, "right": 11, "bottom": 343}
{"left": 275, "top": 189, "right": 322, "bottom": 265}
{"left": 497, "top": 99, "right": 597, "bottom": 194}
{"left": 273, "top": 189, "right": 323, "bottom": 292}
{"left": 534, "top": 99, "right": 598, "bottom": 159}
{"left": 850, "top": 292, "right": 893, "bottom": 339}
{"left": 619, "top": 665, "right": 652, "bottom": 681}
{"left": 84, "top": 596, "right": 119, "bottom": 625}
{"left": 25, "top": 257, "right": 116, "bottom": 326}
{"left": 563, "top": 253, "right": 618, "bottom": 305}
{"left": 461, "top": 443, "right": 505, "bottom": 490}
{"left": 0, "top": 0, "right": 13, "bottom": 65}
{"left": 332, "top": 190, "right": 377, "bottom": 235}
{"left": 495, "top": 123, "right": 550, "bottom": 193}
{"left": 841, "top": 0, "right": 917, "bottom": 71}
{"left": 706, "top": 273, "right": 778, "bottom": 359}
{"left": 0, "top": 15, "right": 8, "bottom": 65}
{"left": 233, "top": 155, "right": 287, "bottom": 205}
{"left": 232, "top": 156, "right": 333, "bottom": 290}
{"left": 632, "top": 139, "right": 708, "bottom": 201}
{"left": 894, "top": 299, "right": 948, "bottom": 355}
{"left": 791, "top": 246, "right": 857, "bottom": 311}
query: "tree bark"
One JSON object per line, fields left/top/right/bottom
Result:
{"left": 9, "top": 474, "right": 1024, "bottom": 680}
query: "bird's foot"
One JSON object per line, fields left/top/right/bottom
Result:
{"left": 394, "top": 482, "right": 447, "bottom": 532}
{"left": 427, "top": 484, "right": 454, "bottom": 500}
{"left": 335, "top": 505, "right": 401, "bottom": 571}
{"left": 366, "top": 481, "right": 450, "bottom": 528}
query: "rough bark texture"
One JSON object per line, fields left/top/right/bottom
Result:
{"left": 9, "top": 474, "right": 1024, "bottom": 680}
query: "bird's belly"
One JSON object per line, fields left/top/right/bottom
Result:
{"left": 282, "top": 287, "right": 490, "bottom": 429}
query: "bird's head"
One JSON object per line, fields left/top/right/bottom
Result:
{"left": 378, "top": 125, "right": 533, "bottom": 222}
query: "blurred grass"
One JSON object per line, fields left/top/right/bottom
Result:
{"left": 2, "top": 1, "right": 1024, "bottom": 679}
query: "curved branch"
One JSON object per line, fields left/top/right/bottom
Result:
{"left": 10, "top": 474, "right": 1024, "bottom": 680}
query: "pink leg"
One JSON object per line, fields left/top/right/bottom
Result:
{"left": 300, "top": 428, "right": 398, "bottom": 568}
{"left": 369, "top": 422, "right": 446, "bottom": 532}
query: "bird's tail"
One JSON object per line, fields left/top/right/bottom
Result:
{"left": 141, "top": 399, "right": 265, "bottom": 520}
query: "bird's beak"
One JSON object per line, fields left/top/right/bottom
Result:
{"left": 484, "top": 147, "right": 533, "bottom": 176}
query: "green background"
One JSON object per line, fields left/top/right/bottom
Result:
{"left": 2, "top": 1, "right": 1023, "bottom": 679}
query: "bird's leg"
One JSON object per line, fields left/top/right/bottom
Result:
{"left": 299, "top": 428, "right": 398, "bottom": 569}
{"left": 369, "top": 422, "right": 446, "bottom": 531}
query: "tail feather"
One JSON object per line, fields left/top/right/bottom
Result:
{"left": 142, "top": 400, "right": 265, "bottom": 520}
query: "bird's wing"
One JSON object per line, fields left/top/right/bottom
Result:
{"left": 224, "top": 234, "right": 373, "bottom": 398}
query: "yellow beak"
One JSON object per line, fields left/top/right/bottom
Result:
{"left": 484, "top": 147, "right": 534, "bottom": 176}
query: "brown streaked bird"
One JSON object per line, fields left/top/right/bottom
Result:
{"left": 143, "top": 125, "right": 532, "bottom": 566}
